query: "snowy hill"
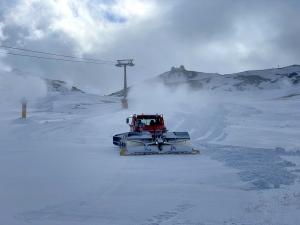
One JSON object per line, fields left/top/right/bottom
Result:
{"left": 155, "top": 64, "right": 300, "bottom": 91}
{"left": 1, "top": 65, "right": 300, "bottom": 225}
{"left": 109, "top": 64, "right": 300, "bottom": 97}
{"left": 45, "top": 79, "right": 84, "bottom": 93}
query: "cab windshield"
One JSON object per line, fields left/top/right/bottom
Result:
{"left": 136, "top": 116, "right": 162, "bottom": 126}
{"left": 139, "top": 118, "right": 156, "bottom": 126}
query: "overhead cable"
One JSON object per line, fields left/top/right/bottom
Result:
{"left": 1, "top": 50, "right": 114, "bottom": 65}
{"left": 0, "top": 45, "right": 115, "bottom": 63}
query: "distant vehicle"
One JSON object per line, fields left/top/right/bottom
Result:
{"left": 113, "top": 114, "right": 199, "bottom": 155}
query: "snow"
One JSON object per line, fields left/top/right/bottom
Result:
{"left": 156, "top": 65, "right": 300, "bottom": 92}
{"left": 1, "top": 69, "right": 300, "bottom": 224}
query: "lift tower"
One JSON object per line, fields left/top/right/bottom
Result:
{"left": 115, "top": 59, "right": 134, "bottom": 108}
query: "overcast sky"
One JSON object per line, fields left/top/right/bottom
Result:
{"left": 0, "top": 0, "right": 299, "bottom": 94}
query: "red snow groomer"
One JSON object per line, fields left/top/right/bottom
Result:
{"left": 113, "top": 114, "right": 199, "bottom": 155}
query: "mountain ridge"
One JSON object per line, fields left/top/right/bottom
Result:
{"left": 150, "top": 64, "right": 300, "bottom": 91}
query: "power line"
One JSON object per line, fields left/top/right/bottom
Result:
{"left": 0, "top": 50, "right": 114, "bottom": 65}
{"left": 0, "top": 45, "right": 115, "bottom": 63}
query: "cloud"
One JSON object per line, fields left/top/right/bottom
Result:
{"left": 0, "top": 0, "right": 162, "bottom": 94}
{"left": 0, "top": 0, "right": 299, "bottom": 94}
{"left": 3, "top": 0, "right": 157, "bottom": 54}
{"left": 0, "top": 22, "right": 11, "bottom": 72}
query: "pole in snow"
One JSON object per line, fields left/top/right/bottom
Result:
{"left": 115, "top": 59, "right": 134, "bottom": 109}
{"left": 21, "top": 98, "right": 27, "bottom": 119}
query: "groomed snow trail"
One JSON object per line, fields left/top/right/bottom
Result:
{"left": 1, "top": 90, "right": 300, "bottom": 225}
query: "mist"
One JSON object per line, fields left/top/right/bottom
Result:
{"left": 0, "top": 70, "right": 47, "bottom": 109}
{"left": 1, "top": 0, "right": 300, "bottom": 93}
{"left": 127, "top": 82, "right": 222, "bottom": 139}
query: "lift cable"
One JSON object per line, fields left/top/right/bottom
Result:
{"left": 0, "top": 45, "right": 115, "bottom": 63}
{"left": 1, "top": 50, "right": 114, "bottom": 65}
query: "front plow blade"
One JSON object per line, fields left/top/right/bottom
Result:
{"left": 120, "top": 142, "right": 200, "bottom": 156}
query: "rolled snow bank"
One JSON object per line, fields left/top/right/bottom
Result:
{"left": 0, "top": 71, "right": 47, "bottom": 108}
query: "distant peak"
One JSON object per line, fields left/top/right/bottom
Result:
{"left": 279, "top": 64, "right": 300, "bottom": 69}
{"left": 45, "top": 79, "right": 84, "bottom": 93}
{"left": 171, "top": 65, "right": 186, "bottom": 72}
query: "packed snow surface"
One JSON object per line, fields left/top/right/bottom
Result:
{"left": 1, "top": 70, "right": 300, "bottom": 225}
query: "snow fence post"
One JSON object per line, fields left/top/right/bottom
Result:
{"left": 21, "top": 98, "right": 27, "bottom": 119}
{"left": 121, "top": 98, "right": 128, "bottom": 109}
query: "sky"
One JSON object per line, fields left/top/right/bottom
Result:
{"left": 0, "top": 0, "right": 300, "bottom": 94}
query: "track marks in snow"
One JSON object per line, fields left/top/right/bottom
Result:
{"left": 202, "top": 144, "right": 299, "bottom": 189}
{"left": 194, "top": 106, "right": 228, "bottom": 143}
{"left": 243, "top": 190, "right": 300, "bottom": 225}
{"left": 194, "top": 102, "right": 263, "bottom": 144}
{"left": 167, "top": 104, "right": 228, "bottom": 144}
{"left": 143, "top": 203, "right": 194, "bottom": 225}
{"left": 15, "top": 201, "right": 103, "bottom": 223}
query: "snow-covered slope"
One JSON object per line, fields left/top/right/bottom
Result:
{"left": 45, "top": 79, "right": 84, "bottom": 93}
{"left": 155, "top": 64, "right": 300, "bottom": 91}
{"left": 1, "top": 66, "right": 300, "bottom": 225}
